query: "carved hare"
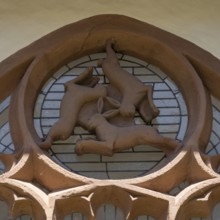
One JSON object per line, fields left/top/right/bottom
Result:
{"left": 40, "top": 67, "right": 107, "bottom": 149}
{"left": 98, "top": 39, "right": 159, "bottom": 122}
{"left": 75, "top": 98, "right": 180, "bottom": 156}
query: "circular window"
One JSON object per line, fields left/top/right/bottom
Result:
{"left": 34, "top": 53, "right": 188, "bottom": 179}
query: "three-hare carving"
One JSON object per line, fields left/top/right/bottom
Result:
{"left": 40, "top": 39, "right": 181, "bottom": 156}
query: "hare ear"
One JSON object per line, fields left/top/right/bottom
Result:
{"left": 102, "top": 109, "right": 119, "bottom": 119}
{"left": 105, "top": 96, "right": 120, "bottom": 108}
{"left": 97, "top": 97, "right": 104, "bottom": 113}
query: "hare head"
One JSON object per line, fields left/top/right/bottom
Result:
{"left": 88, "top": 97, "right": 120, "bottom": 130}
{"left": 88, "top": 114, "right": 104, "bottom": 130}
{"left": 120, "top": 103, "right": 136, "bottom": 117}
{"left": 88, "top": 109, "right": 120, "bottom": 130}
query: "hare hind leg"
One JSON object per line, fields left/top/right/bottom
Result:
{"left": 162, "top": 137, "right": 181, "bottom": 155}
{"left": 40, "top": 119, "right": 74, "bottom": 149}
{"left": 138, "top": 127, "right": 181, "bottom": 155}
{"left": 149, "top": 135, "right": 181, "bottom": 156}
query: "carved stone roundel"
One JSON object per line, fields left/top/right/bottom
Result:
{"left": 33, "top": 52, "right": 187, "bottom": 179}
{"left": 1, "top": 14, "right": 220, "bottom": 220}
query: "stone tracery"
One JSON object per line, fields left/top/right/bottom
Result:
{"left": 0, "top": 14, "right": 220, "bottom": 219}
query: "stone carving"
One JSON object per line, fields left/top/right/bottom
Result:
{"left": 75, "top": 97, "right": 180, "bottom": 156}
{"left": 40, "top": 40, "right": 180, "bottom": 156}
{"left": 0, "top": 14, "right": 220, "bottom": 220}
{"left": 98, "top": 39, "right": 159, "bottom": 122}
{"left": 40, "top": 67, "right": 107, "bottom": 149}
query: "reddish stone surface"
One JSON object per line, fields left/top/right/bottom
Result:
{"left": 0, "top": 15, "right": 220, "bottom": 219}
